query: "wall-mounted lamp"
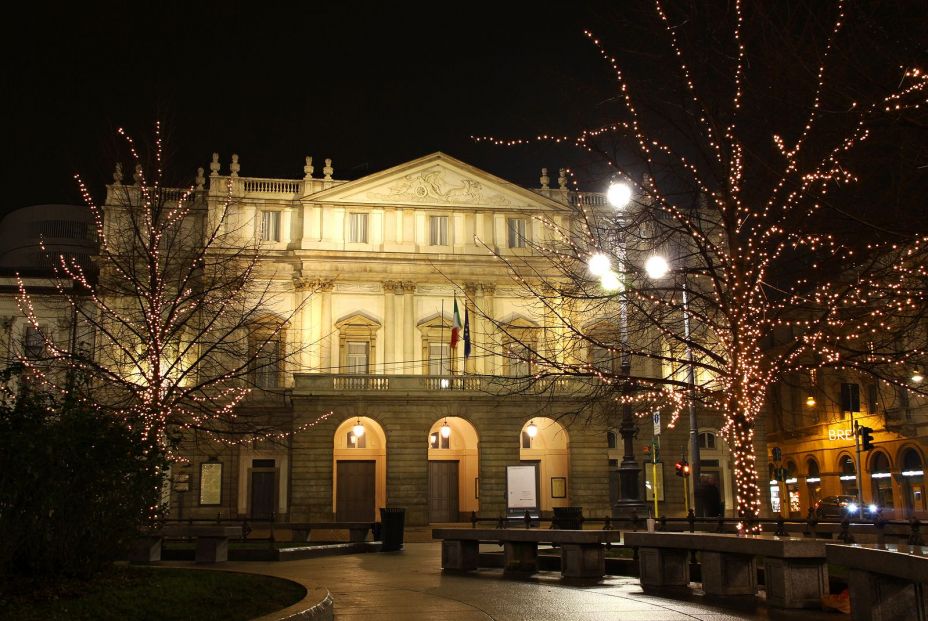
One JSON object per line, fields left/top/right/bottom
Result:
{"left": 352, "top": 418, "right": 365, "bottom": 438}
{"left": 526, "top": 420, "right": 538, "bottom": 438}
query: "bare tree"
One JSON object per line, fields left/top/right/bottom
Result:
{"left": 16, "top": 124, "right": 326, "bottom": 454}
{"left": 475, "top": 2, "right": 928, "bottom": 523}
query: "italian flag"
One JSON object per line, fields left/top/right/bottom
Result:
{"left": 450, "top": 298, "right": 462, "bottom": 349}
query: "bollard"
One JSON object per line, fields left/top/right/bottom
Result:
{"left": 804, "top": 514, "right": 818, "bottom": 538}
{"left": 839, "top": 518, "right": 855, "bottom": 544}
{"left": 523, "top": 510, "right": 532, "bottom": 529}
{"left": 496, "top": 513, "right": 505, "bottom": 529}
{"left": 603, "top": 516, "right": 612, "bottom": 531}
{"left": 471, "top": 511, "right": 478, "bottom": 529}
{"left": 687, "top": 509, "right": 696, "bottom": 533}
{"left": 909, "top": 517, "right": 924, "bottom": 546}
{"left": 775, "top": 514, "right": 787, "bottom": 537}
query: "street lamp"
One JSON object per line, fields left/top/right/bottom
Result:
{"left": 646, "top": 253, "right": 703, "bottom": 517}
{"left": 593, "top": 181, "right": 646, "bottom": 518}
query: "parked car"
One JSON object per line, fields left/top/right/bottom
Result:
{"left": 813, "top": 495, "right": 880, "bottom": 520}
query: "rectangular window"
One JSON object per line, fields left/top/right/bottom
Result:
{"left": 840, "top": 382, "right": 861, "bottom": 412}
{"left": 348, "top": 212, "right": 368, "bottom": 243}
{"left": 507, "top": 217, "right": 527, "bottom": 248}
{"left": 199, "top": 462, "right": 222, "bottom": 505}
{"left": 429, "top": 342, "right": 451, "bottom": 375}
{"left": 24, "top": 326, "right": 44, "bottom": 360}
{"left": 429, "top": 432, "right": 450, "bottom": 449}
{"left": 346, "top": 341, "right": 369, "bottom": 374}
{"left": 507, "top": 343, "right": 531, "bottom": 377}
{"left": 429, "top": 215, "right": 449, "bottom": 246}
{"left": 253, "top": 339, "right": 281, "bottom": 389}
{"left": 260, "top": 210, "right": 281, "bottom": 242}
{"left": 590, "top": 345, "right": 615, "bottom": 374}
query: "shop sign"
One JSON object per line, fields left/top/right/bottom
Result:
{"left": 827, "top": 428, "right": 854, "bottom": 441}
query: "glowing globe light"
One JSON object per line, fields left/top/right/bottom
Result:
{"left": 645, "top": 255, "right": 671, "bottom": 280}
{"left": 588, "top": 253, "right": 611, "bottom": 277}
{"left": 913, "top": 370, "right": 924, "bottom": 383}
{"left": 607, "top": 182, "right": 632, "bottom": 209}
{"left": 440, "top": 419, "right": 451, "bottom": 438}
{"left": 526, "top": 420, "right": 538, "bottom": 438}
{"left": 352, "top": 418, "right": 365, "bottom": 438}
{"left": 805, "top": 395, "right": 816, "bottom": 407}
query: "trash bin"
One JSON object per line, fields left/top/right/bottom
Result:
{"left": 379, "top": 507, "right": 406, "bottom": 551}
{"left": 552, "top": 506, "right": 583, "bottom": 529}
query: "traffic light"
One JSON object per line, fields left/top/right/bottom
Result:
{"left": 860, "top": 426, "right": 875, "bottom": 451}
{"left": 675, "top": 459, "right": 690, "bottom": 477}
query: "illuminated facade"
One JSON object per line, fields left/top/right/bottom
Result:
{"left": 2, "top": 155, "right": 740, "bottom": 525}
{"left": 767, "top": 368, "right": 928, "bottom": 519}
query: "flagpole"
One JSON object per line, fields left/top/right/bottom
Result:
{"left": 441, "top": 299, "right": 445, "bottom": 378}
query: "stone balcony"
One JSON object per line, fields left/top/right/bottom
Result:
{"left": 292, "top": 373, "right": 594, "bottom": 398}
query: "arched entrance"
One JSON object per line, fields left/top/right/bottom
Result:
{"left": 519, "top": 418, "right": 569, "bottom": 512}
{"left": 838, "top": 454, "right": 858, "bottom": 496}
{"left": 333, "top": 417, "right": 386, "bottom": 521}
{"left": 868, "top": 451, "right": 893, "bottom": 511}
{"left": 900, "top": 447, "right": 926, "bottom": 517}
{"left": 427, "top": 417, "right": 479, "bottom": 523}
{"left": 785, "top": 460, "right": 801, "bottom": 517}
{"left": 805, "top": 457, "right": 822, "bottom": 512}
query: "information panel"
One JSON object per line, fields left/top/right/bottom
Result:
{"left": 506, "top": 465, "right": 538, "bottom": 510}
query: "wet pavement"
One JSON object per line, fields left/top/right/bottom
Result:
{"left": 209, "top": 540, "right": 844, "bottom": 621}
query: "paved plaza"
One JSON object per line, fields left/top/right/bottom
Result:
{"left": 205, "top": 540, "right": 843, "bottom": 621}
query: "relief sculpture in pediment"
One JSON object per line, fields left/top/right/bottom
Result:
{"left": 371, "top": 169, "right": 512, "bottom": 206}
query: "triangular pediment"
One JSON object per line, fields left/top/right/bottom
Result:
{"left": 306, "top": 152, "right": 564, "bottom": 211}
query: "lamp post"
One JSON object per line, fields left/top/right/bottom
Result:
{"left": 592, "top": 181, "right": 646, "bottom": 518}
{"left": 645, "top": 254, "right": 703, "bottom": 516}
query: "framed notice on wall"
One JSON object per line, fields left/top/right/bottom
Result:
{"left": 506, "top": 465, "right": 538, "bottom": 510}
{"left": 551, "top": 477, "right": 567, "bottom": 499}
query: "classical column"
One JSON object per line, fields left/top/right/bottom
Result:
{"left": 319, "top": 283, "right": 334, "bottom": 372}
{"left": 402, "top": 281, "right": 416, "bottom": 374}
{"left": 482, "top": 284, "right": 497, "bottom": 375}
{"left": 382, "top": 280, "right": 397, "bottom": 372}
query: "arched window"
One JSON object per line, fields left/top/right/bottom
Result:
{"left": 698, "top": 432, "right": 716, "bottom": 450}
{"left": 607, "top": 431, "right": 617, "bottom": 449}
{"left": 901, "top": 448, "right": 925, "bottom": 515}
{"left": 839, "top": 455, "right": 857, "bottom": 495}
{"left": 869, "top": 452, "right": 893, "bottom": 508}
{"left": 806, "top": 458, "right": 821, "bottom": 506}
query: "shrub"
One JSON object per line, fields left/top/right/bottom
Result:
{"left": 0, "top": 382, "right": 165, "bottom": 581}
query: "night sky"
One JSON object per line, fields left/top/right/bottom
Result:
{"left": 7, "top": 2, "right": 620, "bottom": 214}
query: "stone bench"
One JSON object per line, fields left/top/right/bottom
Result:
{"left": 131, "top": 525, "right": 244, "bottom": 563}
{"left": 624, "top": 531, "right": 829, "bottom": 609}
{"left": 281, "top": 522, "right": 373, "bottom": 543}
{"left": 432, "top": 527, "right": 622, "bottom": 580}
{"left": 826, "top": 543, "right": 928, "bottom": 621}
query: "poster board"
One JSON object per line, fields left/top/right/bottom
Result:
{"left": 506, "top": 465, "right": 538, "bottom": 510}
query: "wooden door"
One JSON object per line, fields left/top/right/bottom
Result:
{"left": 336, "top": 460, "right": 376, "bottom": 522}
{"left": 428, "top": 460, "right": 459, "bottom": 522}
{"left": 250, "top": 471, "right": 276, "bottom": 520}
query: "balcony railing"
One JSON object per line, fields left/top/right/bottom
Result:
{"left": 293, "top": 373, "right": 592, "bottom": 396}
